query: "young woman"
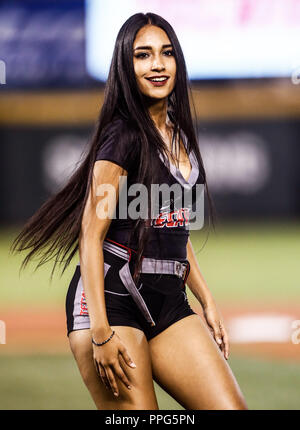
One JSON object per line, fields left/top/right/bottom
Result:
{"left": 11, "top": 13, "right": 248, "bottom": 410}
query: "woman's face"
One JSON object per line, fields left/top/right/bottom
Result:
{"left": 133, "top": 24, "right": 176, "bottom": 100}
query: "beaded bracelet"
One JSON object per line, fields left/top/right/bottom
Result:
{"left": 92, "top": 330, "right": 115, "bottom": 346}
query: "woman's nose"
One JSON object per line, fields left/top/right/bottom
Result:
{"left": 151, "top": 62, "right": 165, "bottom": 71}
{"left": 151, "top": 56, "right": 165, "bottom": 71}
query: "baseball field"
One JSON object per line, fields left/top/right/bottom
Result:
{"left": 0, "top": 220, "right": 299, "bottom": 409}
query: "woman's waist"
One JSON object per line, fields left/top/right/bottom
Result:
{"left": 105, "top": 228, "right": 189, "bottom": 260}
{"left": 102, "top": 238, "right": 190, "bottom": 287}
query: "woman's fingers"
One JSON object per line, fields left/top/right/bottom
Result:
{"left": 213, "top": 321, "right": 229, "bottom": 360}
{"left": 219, "top": 324, "right": 230, "bottom": 360}
{"left": 208, "top": 319, "right": 230, "bottom": 360}
{"left": 94, "top": 359, "right": 101, "bottom": 376}
{"left": 100, "top": 360, "right": 134, "bottom": 396}
{"left": 114, "top": 363, "right": 132, "bottom": 390}
{"left": 119, "top": 345, "right": 137, "bottom": 369}
{"left": 94, "top": 360, "right": 110, "bottom": 389}
{"left": 106, "top": 365, "right": 119, "bottom": 397}
{"left": 211, "top": 321, "right": 223, "bottom": 346}
{"left": 99, "top": 364, "right": 111, "bottom": 390}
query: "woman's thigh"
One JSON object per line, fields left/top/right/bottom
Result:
{"left": 68, "top": 326, "right": 159, "bottom": 410}
{"left": 148, "top": 314, "right": 248, "bottom": 410}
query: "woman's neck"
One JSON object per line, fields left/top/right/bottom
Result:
{"left": 146, "top": 99, "right": 180, "bottom": 161}
{"left": 147, "top": 99, "right": 169, "bottom": 133}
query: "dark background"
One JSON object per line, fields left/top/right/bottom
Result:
{"left": 0, "top": 0, "right": 299, "bottom": 224}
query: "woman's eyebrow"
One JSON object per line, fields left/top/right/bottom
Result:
{"left": 134, "top": 44, "right": 172, "bottom": 51}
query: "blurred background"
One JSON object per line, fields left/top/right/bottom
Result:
{"left": 0, "top": 0, "right": 300, "bottom": 410}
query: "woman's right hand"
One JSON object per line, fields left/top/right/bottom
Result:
{"left": 92, "top": 329, "right": 137, "bottom": 397}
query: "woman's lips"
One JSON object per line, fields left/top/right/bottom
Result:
{"left": 145, "top": 77, "right": 169, "bottom": 87}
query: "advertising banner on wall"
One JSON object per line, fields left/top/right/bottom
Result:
{"left": 1, "top": 119, "right": 299, "bottom": 224}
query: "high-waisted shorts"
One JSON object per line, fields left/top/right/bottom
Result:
{"left": 65, "top": 245, "right": 197, "bottom": 341}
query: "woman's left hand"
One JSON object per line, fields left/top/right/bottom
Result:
{"left": 202, "top": 302, "right": 229, "bottom": 360}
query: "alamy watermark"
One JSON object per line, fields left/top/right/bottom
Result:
{"left": 0, "top": 320, "right": 6, "bottom": 344}
{"left": 291, "top": 320, "right": 300, "bottom": 344}
{"left": 95, "top": 177, "right": 205, "bottom": 231}
{"left": 291, "top": 66, "right": 300, "bottom": 85}
{"left": 0, "top": 60, "right": 6, "bottom": 84}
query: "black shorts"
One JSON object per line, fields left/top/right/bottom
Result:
{"left": 65, "top": 248, "right": 197, "bottom": 341}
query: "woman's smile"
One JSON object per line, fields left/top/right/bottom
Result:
{"left": 145, "top": 75, "right": 170, "bottom": 86}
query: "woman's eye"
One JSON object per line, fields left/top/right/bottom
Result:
{"left": 135, "top": 50, "right": 173, "bottom": 59}
{"left": 135, "top": 53, "right": 148, "bottom": 59}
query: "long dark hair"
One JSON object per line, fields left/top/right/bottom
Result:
{"left": 10, "top": 12, "right": 217, "bottom": 283}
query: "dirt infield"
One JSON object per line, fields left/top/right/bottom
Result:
{"left": 1, "top": 303, "right": 300, "bottom": 361}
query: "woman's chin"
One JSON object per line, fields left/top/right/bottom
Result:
{"left": 142, "top": 91, "right": 171, "bottom": 102}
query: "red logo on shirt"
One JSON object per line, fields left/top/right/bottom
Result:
{"left": 152, "top": 207, "right": 190, "bottom": 228}
{"left": 80, "top": 291, "right": 88, "bottom": 315}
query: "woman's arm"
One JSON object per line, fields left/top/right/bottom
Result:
{"left": 79, "top": 160, "right": 122, "bottom": 340}
{"left": 186, "top": 237, "right": 229, "bottom": 359}
{"left": 186, "top": 237, "right": 215, "bottom": 309}
{"left": 79, "top": 160, "right": 136, "bottom": 394}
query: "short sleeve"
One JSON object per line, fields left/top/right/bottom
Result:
{"left": 95, "top": 118, "right": 138, "bottom": 173}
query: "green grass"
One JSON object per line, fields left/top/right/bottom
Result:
{"left": 1, "top": 220, "right": 300, "bottom": 308}
{"left": 1, "top": 226, "right": 77, "bottom": 308}
{"left": 0, "top": 353, "right": 299, "bottom": 409}
{"left": 0, "top": 354, "right": 182, "bottom": 410}
{"left": 229, "top": 355, "right": 300, "bottom": 410}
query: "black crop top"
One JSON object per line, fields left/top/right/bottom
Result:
{"left": 95, "top": 117, "right": 202, "bottom": 260}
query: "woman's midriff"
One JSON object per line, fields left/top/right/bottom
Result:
{"left": 106, "top": 228, "right": 189, "bottom": 260}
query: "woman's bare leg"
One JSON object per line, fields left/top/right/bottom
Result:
{"left": 69, "top": 326, "right": 159, "bottom": 410}
{"left": 148, "top": 314, "right": 248, "bottom": 410}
